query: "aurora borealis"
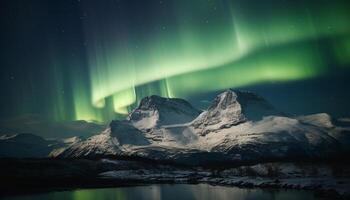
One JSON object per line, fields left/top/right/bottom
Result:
{"left": 1, "top": 0, "right": 350, "bottom": 122}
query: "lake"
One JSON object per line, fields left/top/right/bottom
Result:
{"left": 2, "top": 184, "right": 321, "bottom": 200}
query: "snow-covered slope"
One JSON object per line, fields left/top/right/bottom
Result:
{"left": 58, "top": 120, "right": 151, "bottom": 158}
{"left": 208, "top": 116, "right": 341, "bottom": 161}
{"left": 58, "top": 128, "right": 122, "bottom": 158}
{"left": 57, "top": 90, "right": 350, "bottom": 165}
{"left": 297, "top": 113, "right": 334, "bottom": 128}
{"left": 48, "top": 136, "right": 85, "bottom": 157}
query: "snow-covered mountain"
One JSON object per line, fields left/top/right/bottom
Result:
{"left": 55, "top": 90, "right": 350, "bottom": 165}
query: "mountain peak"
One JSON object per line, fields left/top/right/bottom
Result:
{"left": 192, "top": 89, "right": 284, "bottom": 135}
{"left": 136, "top": 95, "right": 193, "bottom": 111}
{"left": 128, "top": 95, "right": 201, "bottom": 130}
{"left": 208, "top": 89, "right": 239, "bottom": 110}
{"left": 192, "top": 90, "right": 246, "bottom": 135}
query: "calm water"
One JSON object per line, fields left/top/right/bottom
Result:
{"left": 3, "top": 184, "right": 321, "bottom": 200}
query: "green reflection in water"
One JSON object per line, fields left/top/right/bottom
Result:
{"left": 1, "top": 184, "right": 321, "bottom": 200}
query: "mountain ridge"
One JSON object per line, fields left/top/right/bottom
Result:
{"left": 56, "top": 90, "right": 350, "bottom": 165}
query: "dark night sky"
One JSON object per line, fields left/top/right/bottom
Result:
{"left": 0, "top": 0, "right": 350, "bottom": 122}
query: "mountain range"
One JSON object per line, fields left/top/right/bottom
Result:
{"left": 0, "top": 114, "right": 105, "bottom": 138}
{"left": 53, "top": 90, "right": 350, "bottom": 165}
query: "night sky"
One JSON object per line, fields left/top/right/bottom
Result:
{"left": 1, "top": 0, "right": 350, "bottom": 123}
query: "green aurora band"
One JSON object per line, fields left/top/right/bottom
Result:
{"left": 64, "top": 0, "right": 350, "bottom": 122}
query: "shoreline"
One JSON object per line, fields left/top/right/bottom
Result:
{"left": 0, "top": 158, "right": 349, "bottom": 199}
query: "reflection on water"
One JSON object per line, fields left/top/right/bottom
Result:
{"left": 3, "top": 184, "right": 320, "bottom": 200}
